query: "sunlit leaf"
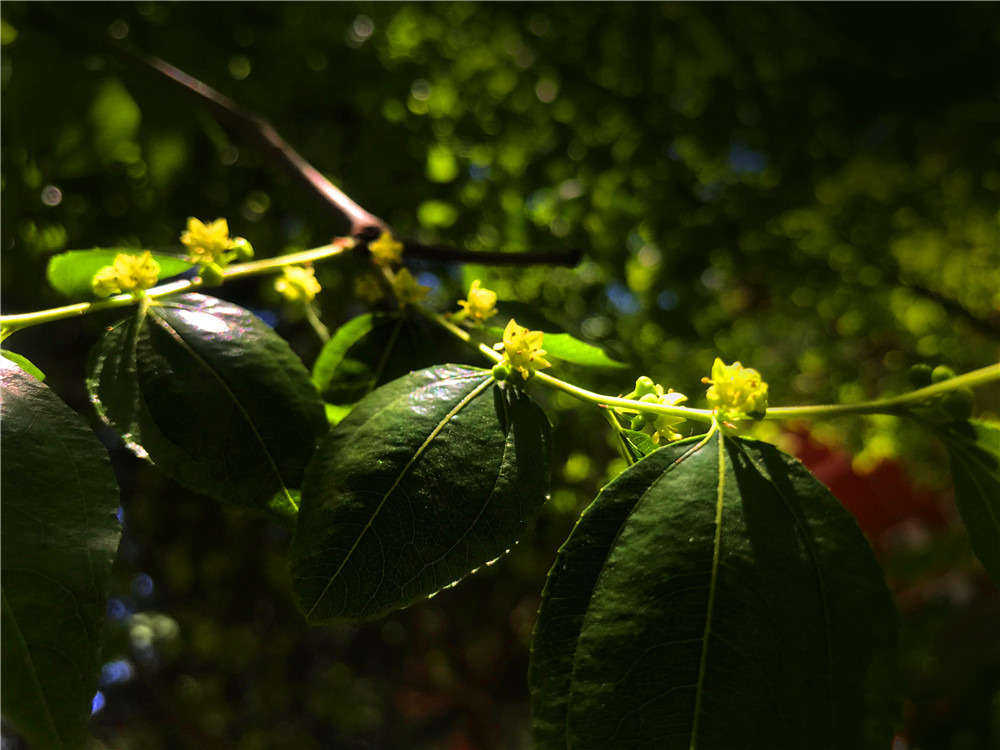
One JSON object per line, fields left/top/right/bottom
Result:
{"left": 1, "top": 350, "right": 45, "bottom": 381}
{"left": 292, "top": 365, "right": 551, "bottom": 623}
{"left": 87, "top": 293, "right": 327, "bottom": 511}
{"left": 531, "top": 431, "right": 899, "bottom": 750}
{"left": 1, "top": 358, "right": 121, "bottom": 750}
{"left": 46, "top": 249, "right": 194, "bottom": 298}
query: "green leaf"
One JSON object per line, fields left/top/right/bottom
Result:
{"left": 87, "top": 294, "right": 327, "bottom": 511}
{"left": 1, "top": 358, "right": 122, "bottom": 750}
{"left": 1, "top": 350, "right": 45, "bottom": 381}
{"left": 311, "top": 312, "right": 405, "bottom": 404}
{"left": 292, "top": 365, "right": 551, "bottom": 623}
{"left": 312, "top": 311, "right": 479, "bottom": 411}
{"left": 619, "top": 427, "right": 659, "bottom": 461}
{"left": 541, "top": 333, "right": 627, "bottom": 368}
{"left": 941, "top": 419, "right": 1000, "bottom": 584}
{"left": 46, "top": 249, "right": 194, "bottom": 298}
{"left": 531, "top": 431, "right": 899, "bottom": 750}
{"left": 484, "top": 325, "right": 625, "bottom": 369}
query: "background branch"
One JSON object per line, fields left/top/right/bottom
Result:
{"left": 51, "top": 8, "right": 582, "bottom": 268}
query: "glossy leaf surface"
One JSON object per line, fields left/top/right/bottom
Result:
{"left": 292, "top": 365, "right": 551, "bottom": 623}
{"left": 1, "top": 358, "right": 121, "bottom": 749}
{"left": 531, "top": 431, "right": 899, "bottom": 750}
{"left": 46, "top": 249, "right": 194, "bottom": 298}
{"left": 87, "top": 293, "right": 327, "bottom": 510}
{"left": 942, "top": 419, "right": 1000, "bottom": 585}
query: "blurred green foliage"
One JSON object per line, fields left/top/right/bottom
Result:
{"left": 2, "top": 3, "right": 998, "bottom": 749}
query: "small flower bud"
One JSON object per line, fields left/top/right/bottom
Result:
{"left": 627, "top": 376, "right": 657, "bottom": 399}
{"left": 231, "top": 237, "right": 255, "bottom": 261}
{"left": 907, "top": 364, "right": 933, "bottom": 388}
{"left": 931, "top": 365, "right": 956, "bottom": 384}
{"left": 492, "top": 363, "right": 511, "bottom": 381}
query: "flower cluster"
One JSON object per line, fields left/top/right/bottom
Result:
{"left": 180, "top": 218, "right": 253, "bottom": 284}
{"left": 493, "top": 319, "right": 551, "bottom": 380}
{"left": 456, "top": 280, "right": 498, "bottom": 324}
{"left": 368, "top": 232, "right": 404, "bottom": 266}
{"left": 91, "top": 252, "right": 161, "bottom": 298}
{"left": 621, "top": 375, "right": 688, "bottom": 443}
{"left": 274, "top": 265, "right": 321, "bottom": 305}
{"left": 354, "top": 274, "right": 386, "bottom": 303}
{"left": 703, "top": 358, "right": 769, "bottom": 419}
{"left": 391, "top": 268, "right": 432, "bottom": 306}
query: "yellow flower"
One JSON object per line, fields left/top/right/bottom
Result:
{"left": 651, "top": 390, "right": 688, "bottom": 443}
{"left": 703, "top": 358, "right": 769, "bottom": 418}
{"left": 621, "top": 376, "right": 689, "bottom": 443}
{"left": 274, "top": 265, "right": 321, "bottom": 304}
{"left": 457, "top": 280, "right": 498, "bottom": 323}
{"left": 91, "top": 252, "right": 161, "bottom": 297}
{"left": 391, "top": 267, "right": 431, "bottom": 306}
{"left": 493, "top": 319, "right": 551, "bottom": 379}
{"left": 369, "top": 232, "right": 404, "bottom": 265}
{"left": 354, "top": 274, "right": 386, "bottom": 303}
{"left": 180, "top": 218, "right": 235, "bottom": 264}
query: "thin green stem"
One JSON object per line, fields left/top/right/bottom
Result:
{"left": 413, "top": 303, "right": 716, "bottom": 425}
{"left": 411, "top": 303, "right": 504, "bottom": 365}
{"left": 0, "top": 241, "right": 350, "bottom": 340}
{"left": 533, "top": 370, "right": 717, "bottom": 424}
{"left": 1, "top": 279, "right": 197, "bottom": 340}
{"left": 220, "top": 242, "right": 349, "bottom": 280}
{"left": 762, "top": 363, "right": 1000, "bottom": 420}
{"left": 303, "top": 303, "right": 331, "bottom": 343}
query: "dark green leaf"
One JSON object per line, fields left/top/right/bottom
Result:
{"left": 46, "top": 249, "right": 194, "bottom": 298}
{"left": 1, "top": 358, "right": 121, "bottom": 750}
{"left": 312, "top": 312, "right": 479, "bottom": 413}
{"left": 311, "top": 312, "right": 405, "bottom": 404}
{"left": 941, "top": 419, "right": 1000, "bottom": 584}
{"left": 87, "top": 293, "right": 327, "bottom": 511}
{"left": 484, "top": 325, "right": 625, "bottom": 369}
{"left": 292, "top": 365, "right": 551, "bottom": 623}
{"left": 1, "top": 350, "right": 45, "bottom": 381}
{"left": 531, "top": 431, "right": 899, "bottom": 750}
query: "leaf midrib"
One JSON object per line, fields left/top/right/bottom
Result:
{"left": 147, "top": 306, "right": 297, "bottom": 510}
{"left": 305, "top": 375, "right": 494, "bottom": 618}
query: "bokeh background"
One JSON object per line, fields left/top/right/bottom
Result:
{"left": 2, "top": 3, "right": 998, "bottom": 749}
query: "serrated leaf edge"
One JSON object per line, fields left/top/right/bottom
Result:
{"left": 304, "top": 374, "right": 495, "bottom": 618}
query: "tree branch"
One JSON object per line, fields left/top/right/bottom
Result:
{"left": 50, "top": 9, "right": 583, "bottom": 268}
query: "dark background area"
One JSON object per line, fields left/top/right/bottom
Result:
{"left": 1, "top": 3, "right": 998, "bottom": 749}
